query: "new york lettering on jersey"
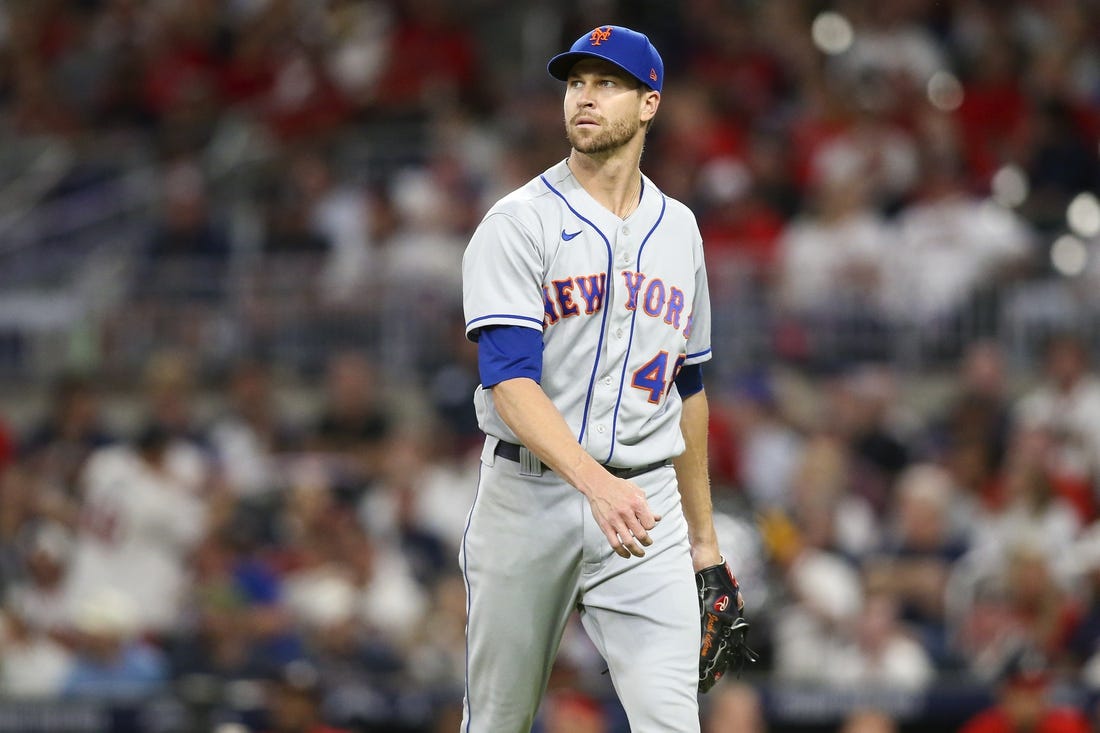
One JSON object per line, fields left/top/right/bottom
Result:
{"left": 542, "top": 269, "right": 690, "bottom": 335}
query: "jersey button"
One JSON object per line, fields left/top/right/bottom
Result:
{"left": 616, "top": 328, "right": 624, "bottom": 339}
{"left": 622, "top": 226, "right": 630, "bottom": 236}
{"left": 596, "top": 425, "right": 606, "bottom": 433}
{"left": 603, "top": 376, "right": 613, "bottom": 386}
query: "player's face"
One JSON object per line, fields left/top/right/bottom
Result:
{"left": 564, "top": 59, "right": 656, "bottom": 155}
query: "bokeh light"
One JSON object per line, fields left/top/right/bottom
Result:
{"left": 990, "top": 165, "right": 1029, "bottom": 209}
{"left": 811, "top": 12, "right": 854, "bottom": 55}
{"left": 1051, "top": 234, "right": 1089, "bottom": 276}
{"left": 1067, "top": 192, "right": 1100, "bottom": 238}
{"left": 927, "top": 71, "right": 964, "bottom": 111}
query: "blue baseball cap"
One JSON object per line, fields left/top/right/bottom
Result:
{"left": 548, "top": 25, "right": 663, "bottom": 92}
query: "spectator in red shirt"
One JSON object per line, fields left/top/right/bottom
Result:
{"left": 959, "top": 649, "right": 1089, "bottom": 733}
{"left": 370, "top": 0, "right": 479, "bottom": 113}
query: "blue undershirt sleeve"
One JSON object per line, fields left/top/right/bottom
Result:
{"left": 477, "top": 325, "right": 544, "bottom": 388}
{"left": 675, "top": 363, "right": 704, "bottom": 398}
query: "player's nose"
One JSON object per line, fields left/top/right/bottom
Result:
{"left": 573, "top": 83, "right": 596, "bottom": 107}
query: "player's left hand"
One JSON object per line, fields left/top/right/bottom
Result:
{"left": 697, "top": 560, "right": 758, "bottom": 693}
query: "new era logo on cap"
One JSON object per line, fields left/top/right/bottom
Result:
{"left": 547, "top": 25, "right": 664, "bottom": 92}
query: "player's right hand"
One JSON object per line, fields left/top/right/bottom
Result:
{"left": 584, "top": 475, "right": 661, "bottom": 558}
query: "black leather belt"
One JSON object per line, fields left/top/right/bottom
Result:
{"left": 494, "top": 441, "right": 671, "bottom": 480}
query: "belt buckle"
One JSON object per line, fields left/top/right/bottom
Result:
{"left": 518, "top": 445, "right": 543, "bottom": 477}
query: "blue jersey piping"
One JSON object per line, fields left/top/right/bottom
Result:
{"left": 540, "top": 174, "right": 614, "bottom": 446}
{"left": 466, "top": 313, "right": 545, "bottom": 331}
{"left": 606, "top": 191, "right": 667, "bottom": 464}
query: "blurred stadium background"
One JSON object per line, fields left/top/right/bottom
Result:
{"left": 1, "top": 0, "right": 1100, "bottom": 731}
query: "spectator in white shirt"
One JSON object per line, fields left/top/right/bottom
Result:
{"left": 62, "top": 423, "right": 209, "bottom": 635}
{"left": 1014, "top": 332, "right": 1100, "bottom": 499}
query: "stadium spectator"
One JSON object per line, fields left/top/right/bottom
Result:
{"left": 838, "top": 709, "right": 898, "bottom": 733}
{"left": 717, "top": 372, "right": 805, "bottom": 512}
{"left": 308, "top": 350, "right": 393, "bottom": 498}
{"left": 0, "top": 604, "right": 73, "bottom": 698}
{"left": 358, "top": 428, "right": 475, "bottom": 573}
{"left": 702, "top": 682, "right": 767, "bottom": 733}
{"left": 4, "top": 520, "right": 74, "bottom": 635}
{"left": 375, "top": 165, "right": 468, "bottom": 377}
{"left": 863, "top": 463, "right": 969, "bottom": 667}
{"left": 952, "top": 540, "right": 1082, "bottom": 681}
{"left": 141, "top": 349, "right": 209, "bottom": 446}
{"left": 19, "top": 372, "right": 114, "bottom": 498}
{"left": 762, "top": 509, "right": 864, "bottom": 683}
{"left": 207, "top": 359, "right": 301, "bottom": 499}
{"left": 970, "top": 427, "right": 1083, "bottom": 566}
{"left": 838, "top": 1, "right": 946, "bottom": 93}
{"left": 829, "top": 590, "right": 935, "bottom": 691}
{"left": 826, "top": 364, "right": 914, "bottom": 515}
{"left": 61, "top": 588, "right": 169, "bottom": 700}
{"left": 951, "top": 32, "right": 1031, "bottom": 185}
{"left": 136, "top": 161, "right": 232, "bottom": 305}
{"left": 369, "top": 0, "right": 480, "bottom": 114}
{"left": 260, "top": 660, "right": 351, "bottom": 733}
{"left": 1013, "top": 332, "right": 1100, "bottom": 519}
{"left": 958, "top": 648, "right": 1089, "bottom": 733}
{"left": 423, "top": 322, "right": 483, "bottom": 457}
{"left": 1000, "top": 544, "right": 1082, "bottom": 666}
{"left": 287, "top": 150, "right": 376, "bottom": 306}
{"left": 882, "top": 128, "right": 1033, "bottom": 332}
{"left": 786, "top": 434, "right": 879, "bottom": 561}
{"left": 923, "top": 341, "right": 1013, "bottom": 514}
{"left": 539, "top": 689, "right": 609, "bottom": 733}
{"left": 1071, "top": 526, "right": 1100, "bottom": 689}
{"left": 62, "top": 421, "right": 209, "bottom": 635}
{"left": 281, "top": 511, "right": 424, "bottom": 652}
{"left": 406, "top": 571, "right": 466, "bottom": 691}
{"left": 170, "top": 530, "right": 302, "bottom": 687}
{"left": 775, "top": 164, "right": 891, "bottom": 365}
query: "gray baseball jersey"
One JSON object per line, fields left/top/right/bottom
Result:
{"left": 458, "top": 159, "right": 712, "bottom": 732}
{"left": 463, "top": 158, "right": 712, "bottom": 466}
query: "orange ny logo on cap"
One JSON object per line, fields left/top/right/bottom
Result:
{"left": 589, "top": 26, "right": 612, "bottom": 45}
{"left": 650, "top": 68, "right": 658, "bottom": 82}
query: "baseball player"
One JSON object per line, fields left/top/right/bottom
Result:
{"left": 460, "top": 25, "right": 753, "bottom": 733}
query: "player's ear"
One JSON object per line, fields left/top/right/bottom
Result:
{"left": 640, "top": 89, "right": 660, "bottom": 125}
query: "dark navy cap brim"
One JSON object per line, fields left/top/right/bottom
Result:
{"left": 547, "top": 51, "right": 657, "bottom": 90}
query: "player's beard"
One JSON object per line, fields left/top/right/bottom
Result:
{"left": 567, "top": 113, "right": 642, "bottom": 155}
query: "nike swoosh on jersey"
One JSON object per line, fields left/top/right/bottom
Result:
{"left": 561, "top": 229, "right": 582, "bottom": 241}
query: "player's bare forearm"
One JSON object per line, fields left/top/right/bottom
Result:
{"left": 491, "top": 376, "right": 660, "bottom": 558}
{"left": 491, "top": 377, "right": 604, "bottom": 484}
{"left": 672, "top": 388, "right": 722, "bottom": 571}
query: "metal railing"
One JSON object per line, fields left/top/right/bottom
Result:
{"left": 2, "top": 248, "right": 1095, "bottom": 385}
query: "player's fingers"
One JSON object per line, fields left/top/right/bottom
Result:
{"left": 603, "top": 526, "right": 631, "bottom": 558}
{"left": 619, "top": 533, "right": 645, "bottom": 557}
{"left": 617, "top": 492, "right": 651, "bottom": 538}
{"left": 623, "top": 480, "right": 659, "bottom": 532}
{"left": 611, "top": 520, "right": 645, "bottom": 557}
{"left": 636, "top": 503, "right": 658, "bottom": 532}
{"left": 624, "top": 515, "right": 652, "bottom": 547}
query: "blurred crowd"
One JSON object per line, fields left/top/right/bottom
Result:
{"left": 2, "top": 0, "right": 1100, "bottom": 731}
